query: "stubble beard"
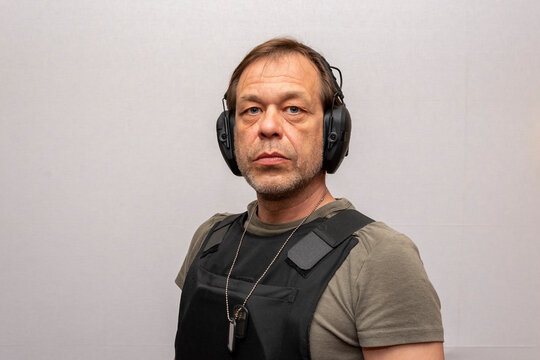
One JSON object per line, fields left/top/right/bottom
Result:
{"left": 236, "top": 145, "right": 324, "bottom": 201}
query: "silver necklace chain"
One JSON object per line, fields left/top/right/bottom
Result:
{"left": 225, "top": 189, "right": 328, "bottom": 323}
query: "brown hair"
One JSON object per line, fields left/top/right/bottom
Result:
{"left": 225, "top": 37, "right": 339, "bottom": 112}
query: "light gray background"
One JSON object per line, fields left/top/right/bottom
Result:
{"left": 1, "top": 1, "right": 539, "bottom": 359}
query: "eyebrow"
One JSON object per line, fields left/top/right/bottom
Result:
{"left": 238, "top": 91, "right": 311, "bottom": 104}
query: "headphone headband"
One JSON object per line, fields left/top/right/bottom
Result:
{"left": 317, "top": 55, "right": 344, "bottom": 103}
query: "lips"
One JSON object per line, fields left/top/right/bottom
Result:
{"left": 254, "top": 152, "right": 289, "bottom": 165}
{"left": 256, "top": 152, "right": 287, "bottom": 160}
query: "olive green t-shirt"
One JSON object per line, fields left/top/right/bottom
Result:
{"left": 175, "top": 198, "right": 443, "bottom": 359}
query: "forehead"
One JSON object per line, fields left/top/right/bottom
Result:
{"left": 236, "top": 53, "right": 321, "bottom": 98}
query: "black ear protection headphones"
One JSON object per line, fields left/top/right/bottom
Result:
{"left": 216, "top": 54, "right": 351, "bottom": 176}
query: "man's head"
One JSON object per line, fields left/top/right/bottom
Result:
{"left": 217, "top": 38, "right": 350, "bottom": 200}
{"left": 233, "top": 51, "right": 325, "bottom": 199}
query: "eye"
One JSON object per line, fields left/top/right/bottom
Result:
{"left": 247, "top": 107, "right": 260, "bottom": 115}
{"left": 287, "top": 106, "right": 300, "bottom": 114}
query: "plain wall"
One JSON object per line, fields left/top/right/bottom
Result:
{"left": 1, "top": 1, "right": 539, "bottom": 359}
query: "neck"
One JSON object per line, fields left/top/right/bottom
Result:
{"left": 255, "top": 172, "right": 335, "bottom": 224}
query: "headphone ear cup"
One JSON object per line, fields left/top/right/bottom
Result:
{"left": 323, "top": 104, "right": 352, "bottom": 174}
{"left": 216, "top": 111, "right": 242, "bottom": 176}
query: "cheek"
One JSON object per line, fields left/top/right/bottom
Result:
{"left": 233, "top": 130, "right": 244, "bottom": 159}
{"left": 234, "top": 128, "right": 258, "bottom": 161}
{"left": 290, "top": 126, "right": 323, "bottom": 153}
{"left": 234, "top": 128, "right": 249, "bottom": 150}
{"left": 235, "top": 126, "right": 256, "bottom": 145}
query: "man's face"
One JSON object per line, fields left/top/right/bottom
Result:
{"left": 234, "top": 53, "right": 325, "bottom": 199}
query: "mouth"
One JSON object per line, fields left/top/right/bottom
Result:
{"left": 254, "top": 152, "right": 289, "bottom": 165}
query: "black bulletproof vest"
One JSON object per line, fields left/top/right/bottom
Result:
{"left": 175, "top": 209, "right": 373, "bottom": 360}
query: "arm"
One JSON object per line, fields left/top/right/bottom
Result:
{"left": 363, "top": 342, "right": 444, "bottom": 360}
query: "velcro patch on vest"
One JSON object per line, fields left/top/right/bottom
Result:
{"left": 287, "top": 231, "right": 333, "bottom": 271}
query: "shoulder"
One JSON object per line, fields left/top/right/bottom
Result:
{"left": 174, "top": 212, "right": 233, "bottom": 289}
{"left": 346, "top": 221, "right": 437, "bottom": 304}
{"left": 327, "top": 220, "right": 423, "bottom": 282}
{"left": 322, "top": 221, "right": 423, "bottom": 297}
{"left": 350, "top": 221, "right": 443, "bottom": 346}
{"left": 312, "top": 220, "right": 443, "bottom": 349}
{"left": 351, "top": 221, "right": 423, "bottom": 269}
{"left": 193, "top": 213, "right": 233, "bottom": 244}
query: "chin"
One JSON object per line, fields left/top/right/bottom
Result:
{"left": 245, "top": 173, "right": 310, "bottom": 200}
{"left": 239, "top": 160, "right": 323, "bottom": 199}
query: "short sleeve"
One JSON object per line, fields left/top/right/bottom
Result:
{"left": 354, "top": 232, "right": 443, "bottom": 347}
{"left": 174, "top": 213, "right": 230, "bottom": 289}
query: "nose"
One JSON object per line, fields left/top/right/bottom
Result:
{"left": 258, "top": 106, "right": 283, "bottom": 139}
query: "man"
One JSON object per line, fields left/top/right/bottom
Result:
{"left": 174, "top": 38, "right": 444, "bottom": 360}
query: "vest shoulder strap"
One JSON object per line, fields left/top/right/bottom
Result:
{"left": 287, "top": 209, "right": 374, "bottom": 271}
{"left": 202, "top": 213, "right": 244, "bottom": 252}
